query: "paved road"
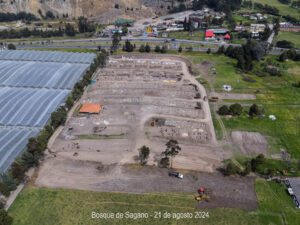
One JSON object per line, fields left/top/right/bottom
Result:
{"left": 17, "top": 43, "right": 287, "bottom": 55}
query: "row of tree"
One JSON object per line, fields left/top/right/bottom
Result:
{"left": 0, "top": 12, "right": 38, "bottom": 22}
{"left": 224, "top": 154, "right": 266, "bottom": 176}
{"left": 219, "top": 40, "right": 268, "bottom": 71}
{"left": 279, "top": 49, "right": 300, "bottom": 62}
{"left": 218, "top": 103, "right": 261, "bottom": 117}
{"left": 0, "top": 50, "right": 108, "bottom": 206}
{"left": 0, "top": 17, "right": 96, "bottom": 39}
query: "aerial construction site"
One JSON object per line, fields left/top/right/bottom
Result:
{"left": 34, "top": 54, "right": 257, "bottom": 210}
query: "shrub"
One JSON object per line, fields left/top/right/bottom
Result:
{"left": 276, "top": 40, "right": 294, "bottom": 49}
{"left": 218, "top": 105, "right": 229, "bottom": 115}
{"left": 145, "top": 44, "right": 151, "bottom": 53}
{"left": 159, "top": 157, "right": 170, "bottom": 168}
{"left": 155, "top": 45, "right": 161, "bottom": 53}
{"left": 160, "top": 45, "right": 167, "bottom": 53}
{"left": 139, "top": 44, "right": 145, "bottom": 52}
{"left": 0, "top": 209, "right": 13, "bottom": 225}
{"left": 229, "top": 103, "right": 243, "bottom": 116}
{"left": 0, "top": 183, "right": 10, "bottom": 197}
{"left": 224, "top": 162, "right": 241, "bottom": 176}
{"left": 251, "top": 154, "right": 266, "bottom": 172}
{"left": 7, "top": 43, "right": 16, "bottom": 50}
{"left": 242, "top": 163, "right": 251, "bottom": 176}
{"left": 249, "top": 104, "right": 260, "bottom": 117}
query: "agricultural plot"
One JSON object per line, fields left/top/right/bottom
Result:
{"left": 0, "top": 50, "right": 96, "bottom": 173}
{"left": 0, "top": 61, "right": 89, "bottom": 89}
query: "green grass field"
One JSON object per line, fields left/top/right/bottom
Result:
{"left": 183, "top": 51, "right": 300, "bottom": 158}
{"left": 254, "top": 0, "right": 300, "bottom": 19}
{"left": 275, "top": 31, "right": 300, "bottom": 49}
{"left": 8, "top": 178, "right": 299, "bottom": 225}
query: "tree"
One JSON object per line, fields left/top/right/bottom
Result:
{"left": 178, "top": 46, "right": 182, "bottom": 53}
{"left": 139, "top": 146, "right": 150, "bottom": 165}
{"left": 229, "top": 103, "right": 243, "bottom": 116}
{"left": 276, "top": 40, "right": 294, "bottom": 49}
{"left": 111, "top": 32, "right": 121, "bottom": 53}
{"left": 45, "top": 11, "right": 54, "bottom": 19}
{"left": 224, "top": 162, "right": 240, "bottom": 176}
{"left": 279, "top": 51, "right": 288, "bottom": 62}
{"left": 218, "top": 105, "right": 229, "bottom": 115}
{"left": 159, "top": 157, "right": 170, "bottom": 168}
{"left": 217, "top": 46, "right": 225, "bottom": 54}
{"left": 162, "top": 140, "right": 181, "bottom": 168}
{"left": 78, "top": 17, "right": 89, "bottom": 33}
{"left": 206, "top": 48, "right": 211, "bottom": 54}
{"left": 65, "top": 23, "right": 76, "bottom": 36}
{"left": 0, "top": 182, "right": 10, "bottom": 197}
{"left": 123, "top": 39, "right": 134, "bottom": 52}
{"left": 0, "top": 209, "right": 13, "bottom": 225}
{"left": 155, "top": 45, "right": 161, "bottom": 53}
{"left": 139, "top": 44, "right": 145, "bottom": 52}
{"left": 160, "top": 45, "right": 167, "bottom": 53}
{"left": 65, "top": 96, "right": 74, "bottom": 110}
{"left": 145, "top": 44, "right": 151, "bottom": 53}
{"left": 0, "top": 174, "right": 16, "bottom": 191}
{"left": 242, "top": 163, "right": 251, "bottom": 176}
{"left": 122, "top": 26, "right": 128, "bottom": 34}
{"left": 7, "top": 43, "right": 16, "bottom": 50}
{"left": 251, "top": 154, "right": 266, "bottom": 172}
{"left": 249, "top": 104, "right": 260, "bottom": 117}
{"left": 11, "top": 162, "right": 25, "bottom": 182}
{"left": 51, "top": 106, "right": 67, "bottom": 128}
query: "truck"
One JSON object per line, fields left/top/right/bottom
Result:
{"left": 169, "top": 172, "right": 183, "bottom": 179}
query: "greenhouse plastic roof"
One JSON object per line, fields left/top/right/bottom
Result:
{"left": 0, "top": 50, "right": 96, "bottom": 173}
{"left": 0, "top": 50, "right": 96, "bottom": 64}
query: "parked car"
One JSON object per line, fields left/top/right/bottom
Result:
{"left": 169, "top": 172, "right": 183, "bottom": 179}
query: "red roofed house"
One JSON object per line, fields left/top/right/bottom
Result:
{"left": 205, "top": 30, "right": 215, "bottom": 41}
{"left": 224, "top": 34, "right": 231, "bottom": 39}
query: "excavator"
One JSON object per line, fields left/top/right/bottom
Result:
{"left": 195, "top": 187, "right": 212, "bottom": 202}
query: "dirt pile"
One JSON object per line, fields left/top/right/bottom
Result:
{"left": 232, "top": 131, "right": 269, "bottom": 156}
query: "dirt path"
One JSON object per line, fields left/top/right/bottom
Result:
{"left": 181, "top": 62, "right": 217, "bottom": 144}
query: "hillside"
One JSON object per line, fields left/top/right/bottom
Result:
{"left": 0, "top": 0, "right": 175, "bottom": 22}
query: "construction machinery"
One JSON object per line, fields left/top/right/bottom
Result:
{"left": 195, "top": 187, "right": 212, "bottom": 202}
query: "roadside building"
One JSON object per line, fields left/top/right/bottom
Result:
{"left": 280, "top": 24, "right": 300, "bottom": 32}
{"left": 250, "top": 24, "right": 265, "bottom": 33}
{"left": 115, "top": 19, "right": 134, "bottom": 27}
{"left": 235, "top": 25, "right": 247, "bottom": 32}
{"left": 205, "top": 30, "right": 215, "bottom": 41}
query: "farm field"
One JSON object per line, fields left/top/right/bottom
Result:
{"left": 0, "top": 50, "right": 96, "bottom": 173}
{"left": 8, "top": 178, "right": 298, "bottom": 225}
{"left": 275, "top": 31, "right": 300, "bottom": 49}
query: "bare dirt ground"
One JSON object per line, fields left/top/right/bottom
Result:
{"left": 209, "top": 93, "right": 256, "bottom": 100}
{"left": 44, "top": 54, "right": 221, "bottom": 172}
{"left": 232, "top": 131, "right": 269, "bottom": 156}
{"left": 34, "top": 54, "right": 258, "bottom": 211}
{"left": 36, "top": 162, "right": 257, "bottom": 211}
